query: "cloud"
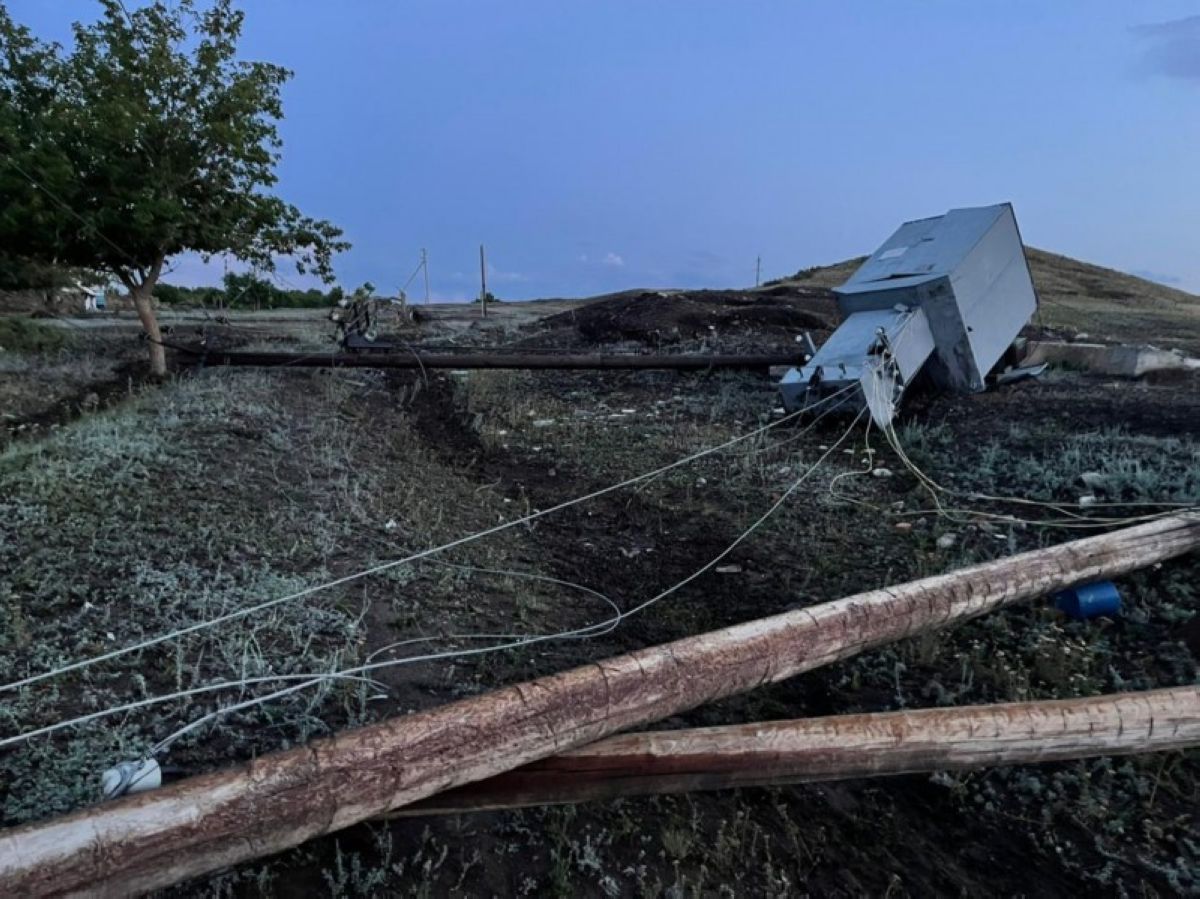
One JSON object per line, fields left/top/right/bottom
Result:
{"left": 1129, "top": 268, "right": 1183, "bottom": 286}
{"left": 486, "top": 265, "right": 528, "bottom": 284}
{"left": 1131, "top": 15, "right": 1200, "bottom": 81}
{"left": 576, "top": 251, "right": 625, "bottom": 268}
{"left": 449, "top": 266, "right": 528, "bottom": 284}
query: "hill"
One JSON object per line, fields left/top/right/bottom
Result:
{"left": 779, "top": 247, "right": 1200, "bottom": 353}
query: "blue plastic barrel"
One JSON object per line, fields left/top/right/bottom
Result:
{"left": 1054, "top": 581, "right": 1121, "bottom": 620}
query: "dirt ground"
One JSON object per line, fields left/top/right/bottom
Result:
{"left": 1, "top": 290, "right": 1198, "bottom": 897}
{"left": 528, "top": 286, "right": 834, "bottom": 351}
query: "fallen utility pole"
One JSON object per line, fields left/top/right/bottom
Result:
{"left": 177, "top": 347, "right": 805, "bottom": 371}
{"left": 394, "top": 685, "right": 1200, "bottom": 815}
{"left": 1, "top": 514, "right": 1196, "bottom": 896}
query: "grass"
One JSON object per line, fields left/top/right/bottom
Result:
{"left": 0, "top": 316, "right": 73, "bottom": 353}
{"left": 1, "top": 342, "right": 1198, "bottom": 895}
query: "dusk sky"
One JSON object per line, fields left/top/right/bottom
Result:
{"left": 10, "top": 1, "right": 1200, "bottom": 298}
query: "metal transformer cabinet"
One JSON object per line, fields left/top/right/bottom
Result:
{"left": 780, "top": 203, "right": 1038, "bottom": 427}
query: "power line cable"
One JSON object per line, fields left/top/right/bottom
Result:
{"left": 0, "top": 386, "right": 855, "bottom": 697}
{"left": 33, "top": 410, "right": 861, "bottom": 757}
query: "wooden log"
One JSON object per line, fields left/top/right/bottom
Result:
{"left": 394, "top": 686, "right": 1200, "bottom": 815}
{"left": 1, "top": 514, "right": 1196, "bottom": 897}
{"left": 177, "top": 347, "right": 805, "bottom": 370}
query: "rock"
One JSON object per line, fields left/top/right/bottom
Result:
{"left": 1079, "top": 471, "right": 1110, "bottom": 490}
{"left": 894, "top": 521, "right": 913, "bottom": 532}
{"left": 1079, "top": 495, "right": 1099, "bottom": 507}
{"left": 936, "top": 533, "right": 958, "bottom": 550}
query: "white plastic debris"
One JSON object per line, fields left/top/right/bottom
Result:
{"left": 871, "top": 468, "right": 894, "bottom": 479}
{"left": 100, "top": 758, "right": 162, "bottom": 800}
{"left": 936, "top": 533, "right": 958, "bottom": 550}
{"left": 1079, "top": 495, "right": 1099, "bottom": 507}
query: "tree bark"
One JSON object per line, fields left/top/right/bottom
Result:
{"left": 131, "top": 283, "right": 165, "bottom": 377}
{"left": 122, "top": 257, "right": 167, "bottom": 377}
{"left": 391, "top": 685, "right": 1200, "bottom": 815}
{"left": 0, "top": 514, "right": 1197, "bottom": 897}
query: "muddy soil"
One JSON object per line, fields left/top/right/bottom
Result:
{"left": 529, "top": 286, "right": 835, "bottom": 350}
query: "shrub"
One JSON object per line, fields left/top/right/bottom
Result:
{"left": 0, "top": 317, "right": 72, "bottom": 353}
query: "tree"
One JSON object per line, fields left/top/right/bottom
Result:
{"left": 0, "top": 0, "right": 348, "bottom": 374}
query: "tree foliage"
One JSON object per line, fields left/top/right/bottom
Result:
{"left": 0, "top": 0, "right": 348, "bottom": 369}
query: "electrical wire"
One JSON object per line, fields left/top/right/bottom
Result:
{"left": 849, "top": 321, "right": 1199, "bottom": 530}
{"left": 0, "top": 407, "right": 864, "bottom": 750}
{"left": 0, "top": 387, "right": 854, "bottom": 698}
{"left": 144, "top": 408, "right": 867, "bottom": 757}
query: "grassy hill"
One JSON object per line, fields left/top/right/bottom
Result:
{"left": 779, "top": 248, "right": 1200, "bottom": 353}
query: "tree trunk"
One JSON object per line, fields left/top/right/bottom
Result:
{"left": 131, "top": 282, "right": 166, "bottom": 377}
{"left": 0, "top": 514, "right": 1196, "bottom": 897}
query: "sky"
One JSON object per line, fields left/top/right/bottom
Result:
{"left": 8, "top": 1, "right": 1200, "bottom": 298}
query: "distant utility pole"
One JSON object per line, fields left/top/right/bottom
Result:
{"left": 479, "top": 244, "right": 487, "bottom": 318}
{"left": 755, "top": 255, "right": 762, "bottom": 288}
{"left": 421, "top": 248, "right": 430, "bottom": 304}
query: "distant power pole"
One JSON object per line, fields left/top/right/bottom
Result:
{"left": 421, "top": 248, "right": 430, "bottom": 304}
{"left": 755, "top": 256, "right": 762, "bottom": 288}
{"left": 479, "top": 244, "right": 488, "bottom": 318}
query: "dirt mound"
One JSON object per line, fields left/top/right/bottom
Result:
{"left": 536, "top": 287, "right": 835, "bottom": 348}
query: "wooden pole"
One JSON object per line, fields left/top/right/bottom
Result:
{"left": 1, "top": 514, "right": 1196, "bottom": 896}
{"left": 181, "top": 348, "right": 807, "bottom": 371}
{"left": 421, "top": 248, "right": 429, "bottom": 305}
{"left": 479, "top": 244, "right": 487, "bottom": 318}
{"left": 393, "top": 686, "right": 1200, "bottom": 815}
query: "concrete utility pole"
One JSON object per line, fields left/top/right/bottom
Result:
{"left": 393, "top": 686, "right": 1200, "bottom": 815}
{"left": 2, "top": 514, "right": 1197, "bottom": 896}
{"left": 755, "top": 255, "right": 761, "bottom": 287}
{"left": 421, "top": 248, "right": 430, "bottom": 304}
{"left": 479, "top": 244, "right": 487, "bottom": 318}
